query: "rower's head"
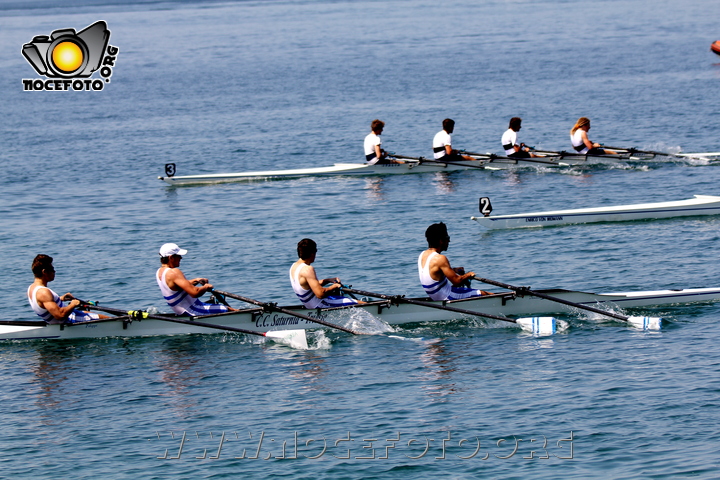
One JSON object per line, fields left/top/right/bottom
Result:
{"left": 571, "top": 117, "right": 590, "bottom": 134}
{"left": 159, "top": 243, "right": 188, "bottom": 265}
{"left": 442, "top": 118, "right": 455, "bottom": 134}
{"left": 32, "top": 254, "right": 55, "bottom": 280}
{"left": 297, "top": 238, "right": 317, "bottom": 261}
{"left": 371, "top": 119, "right": 384, "bottom": 134}
{"left": 425, "top": 222, "right": 450, "bottom": 249}
{"left": 509, "top": 117, "right": 522, "bottom": 132}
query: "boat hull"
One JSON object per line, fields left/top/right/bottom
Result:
{"left": 471, "top": 195, "right": 720, "bottom": 229}
{"left": 159, "top": 160, "right": 490, "bottom": 185}
{"left": 157, "top": 150, "right": 662, "bottom": 185}
{"left": 3, "top": 287, "right": 719, "bottom": 341}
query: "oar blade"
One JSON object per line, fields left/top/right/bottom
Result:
{"left": 516, "top": 316, "right": 559, "bottom": 335}
{"left": 265, "top": 329, "right": 309, "bottom": 349}
{"left": 626, "top": 316, "right": 662, "bottom": 330}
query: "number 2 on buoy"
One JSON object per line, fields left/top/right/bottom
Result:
{"left": 479, "top": 197, "right": 492, "bottom": 217}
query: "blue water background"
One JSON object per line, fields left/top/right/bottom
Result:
{"left": 0, "top": 0, "right": 719, "bottom": 477}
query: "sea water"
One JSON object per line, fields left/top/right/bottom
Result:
{"left": 0, "top": 0, "right": 719, "bottom": 477}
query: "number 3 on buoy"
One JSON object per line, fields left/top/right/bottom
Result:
{"left": 479, "top": 197, "right": 492, "bottom": 217}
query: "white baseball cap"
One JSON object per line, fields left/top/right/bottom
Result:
{"left": 159, "top": 243, "right": 188, "bottom": 257}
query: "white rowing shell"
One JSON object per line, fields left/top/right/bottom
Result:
{"left": 158, "top": 160, "right": 491, "bottom": 185}
{"left": 2, "top": 287, "right": 719, "bottom": 341}
{"left": 471, "top": 195, "right": 720, "bottom": 229}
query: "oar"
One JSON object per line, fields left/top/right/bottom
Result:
{"left": 527, "top": 147, "right": 567, "bottom": 156}
{"left": 388, "top": 153, "right": 489, "bottom": 170}
{"left": 603, "top": 145, "right": 720, "bottom": 158}
{"left": 602, "top": 146, "right": 720, "bottom": 160}
{"left": 385, "top": 153, "right": 422, "bottom": 162}
{"left": 599, "top": 145, "right": 672, "bottom": 156}
{"left": 211, "top": 289, "right": 363, "bottom": 335}
{"left": 675, "top": 152, "right": 720, "bottom": 158}
{"left": 81, "top": 301, "right": 309, "bottom": 348}
{"left": 472, "top": 277, "right": 661, "bottom": 330}
{"left": 339, "top": 287, "right": 560, "bottom": 335}
{"left": 461, "top": 150, "right": 568, "bottom": 167}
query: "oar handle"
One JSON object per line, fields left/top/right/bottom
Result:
{"left": 387, "top": 153, "right": 424, "bottom": 161}
{"left": 600, "top": 145, "right": 635, "bottom": 152}
{"left": 462, "top": 150, "right": 566, "bottom": 166}
{"left": 341, "top": 287, "right": 519, "bottom": 325}
{"left": 528, "top": 148, "right": 563, "bottom": 155}
{"left": 471, "top": 277, "right": 630, "bottom": 322}
{"left": 211, "top": 289, "right": 362, "bottom": 335}
{"left": 412, "top": 155, "right": 488, "bottom": 170}
{"left": 459, "top": 150, "right": 493, "bottom": 158}
{"left": 599, "top": 145, "right": 656, "bottom": 155}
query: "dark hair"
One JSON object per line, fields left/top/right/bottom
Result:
{"left": 370, "top": 119, "right": 385, "bottom": 134}
{"left": 509, "top": 117, "right": 522, "bottom": 131}
{"left": 32, "top": 254, "right": 54, "bottom": 277}
{"left": 297, "top": 238, "right": 317, "bottom": 260}
{"left": 425, "top": 222, "right": 449, "bottom": 248}
{"left": 442, "top": 118, "right": 455, "bottom": 132}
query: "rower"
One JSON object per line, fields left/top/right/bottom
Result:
{"left": 432, "top": 118, "right": 477, "bottom": 163}
{"left": 27, "top": 254, "right": 108, "bottom": 324}
{"left": 290, "top": 238, "right": 359, "bottom": 308}
{"left": 156, "top": 243, "right": 236, "bottom": 315}
{"left": 364, "top": 119, "right": 403, "bottom": 164}
{"left": 418, "top": 223, "right": 491, "bottom": 301}
{"left": 570, "top": 117, "right": 618, "bottom": 155}
{"left": 501, "top": 117, "right": 539, "bottom": 158}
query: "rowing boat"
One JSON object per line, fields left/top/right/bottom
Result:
{"left": 158, "top": 148, "right": 697, "bottom": 185}
{"left": 158, "top": 159, "right": 493, "bottom": 186}
{"left": 3, "top": 286, "right": 718, "bottom": 341}
{"left": 471, "top": 195, "right": 720, "bottom": 229}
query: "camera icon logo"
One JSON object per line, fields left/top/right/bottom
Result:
{"left": 22, "top": 21, "right": 110, "bottom": 78}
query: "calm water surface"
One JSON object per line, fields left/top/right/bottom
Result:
{"left": 1, "top": 0, "right": 719, "bottom": 478}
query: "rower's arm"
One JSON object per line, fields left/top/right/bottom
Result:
{"left": 580, "top": 130, "right": 594, "bottom": 149}
{"left": 374, "top": 144, "right": 383, "bottom": 159}
{"left": 168, "top": 269, "right": 212, "bottom": 298}
{"left": 303, "top": 267, "right": 339, "bottom": 299}
{"left": 37, "top": 288, "right": 80, "bottom": 320}
{"left": 435, "top": 256, "right": 475, "bottom": 286}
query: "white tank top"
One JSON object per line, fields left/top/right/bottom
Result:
{"left": 571, "top": 129, "right": 588, "bottom": 153}
{"left": 418, "top": 251, "right": 451, "bottom": 301}
{"left": 501, "top": 128, "right": 517, "bottom": 156}
{"left": 289, "top": 263, "right": 322, "bottom": 308}
{"left": 157, "top": 267, "right": 198, "bottom": 315}
{"left": 27, "top": 285, "right": 62, "bottom": 322}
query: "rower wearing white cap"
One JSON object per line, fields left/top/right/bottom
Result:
{"left": 156, "top": 243, "right": 236, "bottom": 315}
